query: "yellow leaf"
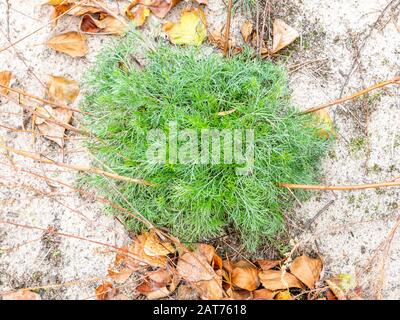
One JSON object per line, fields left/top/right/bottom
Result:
{"left": 315, "top": 109, "right": 335, "bottom": 139}
{"left": 272, "top": 19, "right": 299, "bottom": 53}
{"left": 275, "top": 290, "right": 293, "bottom": 300}
{"left": 163, "top": 8, "right": 207, "bottom": 46}
{"left": 0, "top": 71, "right": 12, "bottom": 95}
{"left": 46, "top": 31, "right": 88, "bottom": 57}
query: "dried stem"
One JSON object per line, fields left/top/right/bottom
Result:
{"left": 301, "top": 76, "right": 400, "bottom": 114}
{"left": 279, "top": 180, "right": 400, "bottom": 191}
{"left": 223, "top": 0, "right": 233, "bottom": 56}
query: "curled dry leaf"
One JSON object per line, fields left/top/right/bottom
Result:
{"left": 0, "top": 71, "right": 12, "bottom": 95}
{"left": 95, "top": 282, "right": 117, "bottom": 300}
{"left": 289, "top": 255, "right": 323, "bottom": 289}
{"left": 2, "top": 290, "right": 41, "bottom": 300}
{"left": 253, "top": 288, "right": 275, "bottom": 300}
{"left": 163, "top": 8, "right": 207, "bottom": 46}
{"left": 259, "top": 269, "right": 303, "bottom": 291}
{"left": 241, "top": 21, "right": 253, "bottom": 42}
{"left": 326, "top": 274, "right": 357, "bottom": 300}
{"left": 108, "top": 267, "right": 133, "bottom": 284}
{"left": 272, "top": 19, "right": 299, "bottom": 54}
{"left": 35, "top": 75, "right": 79, "bottom": 147}
{"left": 226, "top": 288, "right": 252, "bottom": 300}
{"left": 256, "top": 259, "right": 281, "bottom": 271}
{"left": 147, "top": 269, "right": 171, "bottom": 286}
{"left": 47, "top": 31, "right": 88, "bottom": 57}
{"left": 209, "top": 26, "right": 241, "bottom": 54}
{"left": 80, "top": 14, "right": 126, "bottom": 35}
{"left": 231, "top": 265, "right": 260, "bottom": 291}
{"left": 129, "top": 233, "right": 170, "bottom": 268}
{"left": 125, "top": 4, "right": 150, "bottom": 26}
{"left": 194, "top": 243, "right": 215, "bottom": 264}
{"left": 143, "top": 230, "right": 175, "bottom": 257}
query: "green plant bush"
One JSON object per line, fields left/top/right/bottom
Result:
{"left": 81, "top": 32, "right": 330, "bottom": 251}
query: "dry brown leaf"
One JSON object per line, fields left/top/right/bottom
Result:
{"left": 256, "top": 259, "right": 281, "bottom": 271}
{"left": 68, "top": 3, "right": 105, "bottom": 16}
{"left": 80, "top": 14, "right": 125, "bottom": 35}
{"left": 241, "top": 21, "right": 253, "bottom": 42}
{"left": 226, "top": 288, "right": 252, "bottom": 300}
{"left": 177, "top": 251, "right": 215, "bottom": 282}
{"left": 196, "top": 270, "right": 224, "bottom": 300}
{"left": 212, "top": 254, "right": 223, "bottom": 270}
{"left": 289, "top": 255, "right": 322, "bottom": 289}
{"left": 253, "top": 288, "right": 275, "bottom": 300}
{"left": 222, "top": 259, "right": 234, "bottom": 275}
{"left": 209, "top": 27, "right": 241, "bottom": 54}
{"left": 143, "top": 230, "right": 175, "bottom": 257}
{"left": 194, "top": 243, "right": 215, "bottom": 264}
{"left": 95, "top": 282, "right": 117, "bottom": 300}
{"left": 146, "top": 287, "right": 171, "bottom": 300}
{"left": 231, "top": 265, "right": 260, "bottom": 291}
{"left": 51, "top": 4, "right": 72, "bottom": 26}
{"left": 176, "top": 284, "right": 199, "bottom": 300}
{"left": 47, "top": 31, "right": 88, "bottom": 57}
{"left": 195, "top": 0, "right": 208, "bottom": 4}
{"left": 326, "top": 274, "right": 357, "bottom": 300}
{"left": 272, "top": 19, "right": 299, "bottom": 54}
{"left": 275, "top": 290, "right": 293, "bottom": 300}
{"left": 125, "top": 3, "right": 150, "bottom": 26}
{"left": 163, "top": 8, "right": 207, "bottom": 46}
{"left": 130, "top": 233, "right": 169, "bottom": 268}
{"left": 0, "top": 71, "right": 12, "bottom": 95}
{"left": 108, "top": 267, "right": 133, "bottom": 284}
{"left": 47, "top": 75, "right": 80, "bottom": 105}
{"left": 2, "top": 290, "right": 41, "bottom": 300}
{"left": 259, "top": 270, "right": 303, "bottom": 291}
{"left": 147, "top": 269, "right": 171, "bottom": 286}
{"left": 35, "top": 105, "right": 72, "bottom": 147}
{"left": 137, "top": 0, "right": 181, "bottom": 19}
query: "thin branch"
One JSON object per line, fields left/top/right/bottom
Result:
{"left": 301, "top": 76, "right": 400, "bottom": 114}
{"left": 278, "top": 180, "right": 400, "bottom": 191}
{"left": 0, "top": 141, "right": 152, "bottom": 186}
{"left": 223, "top": 0, "right": 233, "bottom": 56}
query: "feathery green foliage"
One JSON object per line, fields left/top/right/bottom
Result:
{"left": 81, "top": 32, "right": 330, "bottom": 251}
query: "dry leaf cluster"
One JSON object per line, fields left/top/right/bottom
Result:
{"left": 95, "top": 231, "right": 351, "bottom": 300}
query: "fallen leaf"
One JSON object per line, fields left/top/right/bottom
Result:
{"left": 326, "top": 274, "right": 357, "bottom": 300}
{"left": 275, "top": 290, "right": 293, "bottom": 300}
{"left": 68, "top": 3, "right": 105, "bottom": 16}
{"left": 51, "top": 4, "right": 71, "bottom": 26}
{"left": 137, "top": 0, "right": 181, "bottom": 19}
{"left": 143, "top": 230, "right": 175, "bottom": 257}
{"left": 231, "top": 265, "right": 260, "bottom": 291}
{"left": 196, "top": 0, "right": 207, "bottom": 4}
{"left": 212, "top": 254, "right": 223, "bottom": 270}
{"left": 209, "top": 27, "right": 241, "bottom": 54}
{"left": 163, "top": 8, "right": 207, "bottom": 46}
{"left": 130, "top": 233, "right": 169, "bottom": 268}
{"left": 272, "top": 19, "right": 299, "bottom": 53}
{"left": 47, "top": 31, "right": 88, "bottom": 57}
{"left": 217, "top": 108, "right": 236, "bottom": 116}
{"left": 147, "top": 269, "right": 171, "bottom": 286}
{"left": 226, "top": 288, "right": 252, "bottom": 300}
{"left": 177, "top": 251, "right": 215, "bottom": 282}
{"left": 259, "top": 270, "right": 303, "bottom": 291}
{"left": 95, "top": 282, "right": 117, "bottom": 300}
{"left": 80, "top": 14, "right": 126, "bottom": 35}
{"left": 194, "top": 243, "right": 215, "bottom": 264}
{"left": 289, "top": 255, "right": 322, "bottom": 289}
{"left": 253, "top": 288, "right": 275, "bottom": 300}
{"left": 0, "top": 71, "right": 12, "bottom": 95}
{"left": 35, "top": 105, "right": 72, "bottom": 147}
{"left": 315, "top": 109, "right": 335, "bottom": 139}
{"left": 256, "top": 259, "right": 281, "bottom": 271}
{"left": 222, "top": 259, "right": 234, "bottom": 274}
{"left": 108, "top": 267, "right": 133, "bottom": 284}
{"left": 47, "top": 75, "right": 80, "bottom": 105}
{"left": 2, "top": 290, "right": 41, "bottom": 300}
{"left": 125, "top": 3, "right": 151, "bottom": 26}
{"left": 176, "top": 284, "right": 199, "bottom": 300}
{"left": 146, "top": 287, "right": 171, "bottom": 299}
{"left": 241, "top": 21, "right": 253, "bottom": 42}
{"left": 196, "top": 270, "right": 224, "bottom": 300}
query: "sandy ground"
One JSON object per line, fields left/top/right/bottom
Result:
{"left": 0, "top": 0, "right": 399, "bottom": 299}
